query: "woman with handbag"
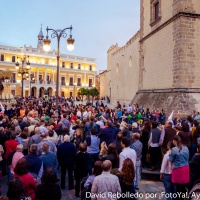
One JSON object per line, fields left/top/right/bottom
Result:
{"left": 141, "top": 120, "right": 152, "bottom": 168}
{"left": 169, "top": 135, "right": 190, "bottom": 200}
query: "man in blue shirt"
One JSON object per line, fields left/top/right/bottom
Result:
{"left": 85, "top": 128, "right": 100, "bottom": 174}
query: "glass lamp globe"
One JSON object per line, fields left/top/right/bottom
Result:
{"left": 43, "top": 36, "right": 51, "bottom": 52}
{"left": 67, "top": 44, "right": 74, "bottom": 51}
{"left": 26, "top": 65, "right": 30, "bottom": 70}
{"left": 43, "top": 44, "right": 51, "bottom": 51}
{"left": 67, "top": 35, "right": 75, "bottom": 51}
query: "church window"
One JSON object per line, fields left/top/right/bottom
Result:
{"left": 150, "top": 0, "right": 161, "bottom": 26}
{"left": 155, "top": 2, "right": 159, "bottom": 20}
{"left": 129, "top": 57, "right": 132, "bottom": 68}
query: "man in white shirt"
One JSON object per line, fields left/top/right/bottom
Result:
{"left": 127, "top": 104, "right": 133, "bottom": 113}
{"left": 96, "top": 119, "right": 104, "bottom": 129}
{"left": 119, "top": 137, "right": 136, "bottom": 172}
{"left": 76, "top": 109, "right": 82, "bottom": 118}
{"left": 82, "top": 109, "right": 88, "bottom": 119}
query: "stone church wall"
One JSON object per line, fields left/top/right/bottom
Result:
{"left": 106, "top": 32, "right": 140, "bottom": 105}
{"left": 142, "top": 23, "right": 174, "bottom": 90}
{"left": 103, "top": 0, "right": 200, "bottom": 116}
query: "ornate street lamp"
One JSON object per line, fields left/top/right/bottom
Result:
{"left": 29, "top": 74, "right": 35, "bottom": 97}
{"left": 15, "top": 56, "right": 31, "bottom": 98}
{"left": 43, "top": 26, "right": 75, "bottom": 110}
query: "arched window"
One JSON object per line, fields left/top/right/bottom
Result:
{"left": 116, "top": 63, "right": 119, "bottom": 73}
{"left": 129, "top": 56, "right": 132, "bottom": 68}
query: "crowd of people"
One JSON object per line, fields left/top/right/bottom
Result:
{"left": 0, "top": 97, "right": 199, "bottom": 199}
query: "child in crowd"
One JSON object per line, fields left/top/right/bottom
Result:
{"left": 160, "top": 141, "right": 176, "bottom": 200}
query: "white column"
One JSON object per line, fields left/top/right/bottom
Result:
{"left": 37, "top": 69, "right": 39, "bottom": 84}
{"left": 84, "top": 72, "right": 86, "bottom": 86}
{"left": 52, "top": 70, "right": 54, "bottom": 83}
{"left": 44, "top": 69, "right": 47, "bottom": 84}
{"left": 36, "top": 88, "right": 39, "bottom": 98}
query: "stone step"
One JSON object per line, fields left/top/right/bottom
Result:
{"left": 141, "top": 167, "right": 161, "bottom": 181}
{"left": 142, "top": 167, "right": 160, "bottom": 175}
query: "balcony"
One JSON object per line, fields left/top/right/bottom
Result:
{"left": 1, "top": 79, "right": 17, "bottom": 84}
{"left": 30, "top": 80, "right": 36, "bottom": 84}
{"left": 61, "top": 82, "right": 66, "bottom": 86}
{"left": 69, "top": 82, "right": 74, "bottom": 86}
{"left": 77, "top": 83, "right": 82, "bottom": 87}
{"left": 47, "top": 81, "right": 52, "bottom": 84}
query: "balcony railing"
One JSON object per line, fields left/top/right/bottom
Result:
{"left": 77, "top": 83, "right": 82, "bottom": 86}
{"left": 61, "top": 82, "right": 66, "bottom": 86}
{"left": 69, "top": 82, "right": 74, "bottom": 86}
{"left": 47, "top": 81, "right": 52, "bottom": 84}
{"left": 0, "top": 79, "right": 17, "bottom": 83}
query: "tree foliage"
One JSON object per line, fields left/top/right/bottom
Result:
{"left": 89, "top": 87, "right": 99, "bottom": 97}
{"left": 77, "top": 87, "right": 99, "bottom": 102}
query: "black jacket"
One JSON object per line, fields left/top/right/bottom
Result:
{"left": 36, "top": 183, "right": 61, "bottom": 200}
{"left": 98, "top": 126, "right": 115, "bottom": 146}
{"left": 190, "top": 153, "right": 200, "bottom": 188}
{"left": 74, "top": 152, "right": 88, "bottom": 177}
{"left": 57, "top": 142, "right": 76, "bottom": 164}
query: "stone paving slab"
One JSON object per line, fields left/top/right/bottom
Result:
{"left": 138, "top": 180, "right": 165, "bottom": 200}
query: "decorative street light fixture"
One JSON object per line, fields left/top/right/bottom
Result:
{"left": 15, "top": 56, "right": 31, "bottom": 98}
{"left": 43, "top": 26, "right": 75, "bottom": 110}
{"left": 29, "top": 74, "right": 35, "bottom": 97}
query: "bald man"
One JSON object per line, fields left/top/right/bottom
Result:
{"left": 91, "top": 160, "right": 121, "bottom": 200}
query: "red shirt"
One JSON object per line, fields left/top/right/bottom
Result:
{"left": 5, "top": 139, "right": 19, "bottom": 159}
{"left": 16, "top": 173, "right": 37, "bottom": 200}
{"left": 70, "top": 115, "right": 77, "bottom": 122}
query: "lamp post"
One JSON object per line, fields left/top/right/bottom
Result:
{"left": 29, "top": 74, "right": 35, "bottom": 97}
{"left": 43, "top": 26, "right": 75, "bottom": 110}
{"left": 15, "top": 56, "right": 31, "bottom": 98}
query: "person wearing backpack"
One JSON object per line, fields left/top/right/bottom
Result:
{"left": 61, "top": 114, "right": 70, "bottom": 130}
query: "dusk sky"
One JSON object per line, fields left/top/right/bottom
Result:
{"left": 0, "top": 0, "right": 140, "bottom": 72}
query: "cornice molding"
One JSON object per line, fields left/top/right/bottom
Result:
{"left": 140, "top": 12, "right": 200, "bottom": 43}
